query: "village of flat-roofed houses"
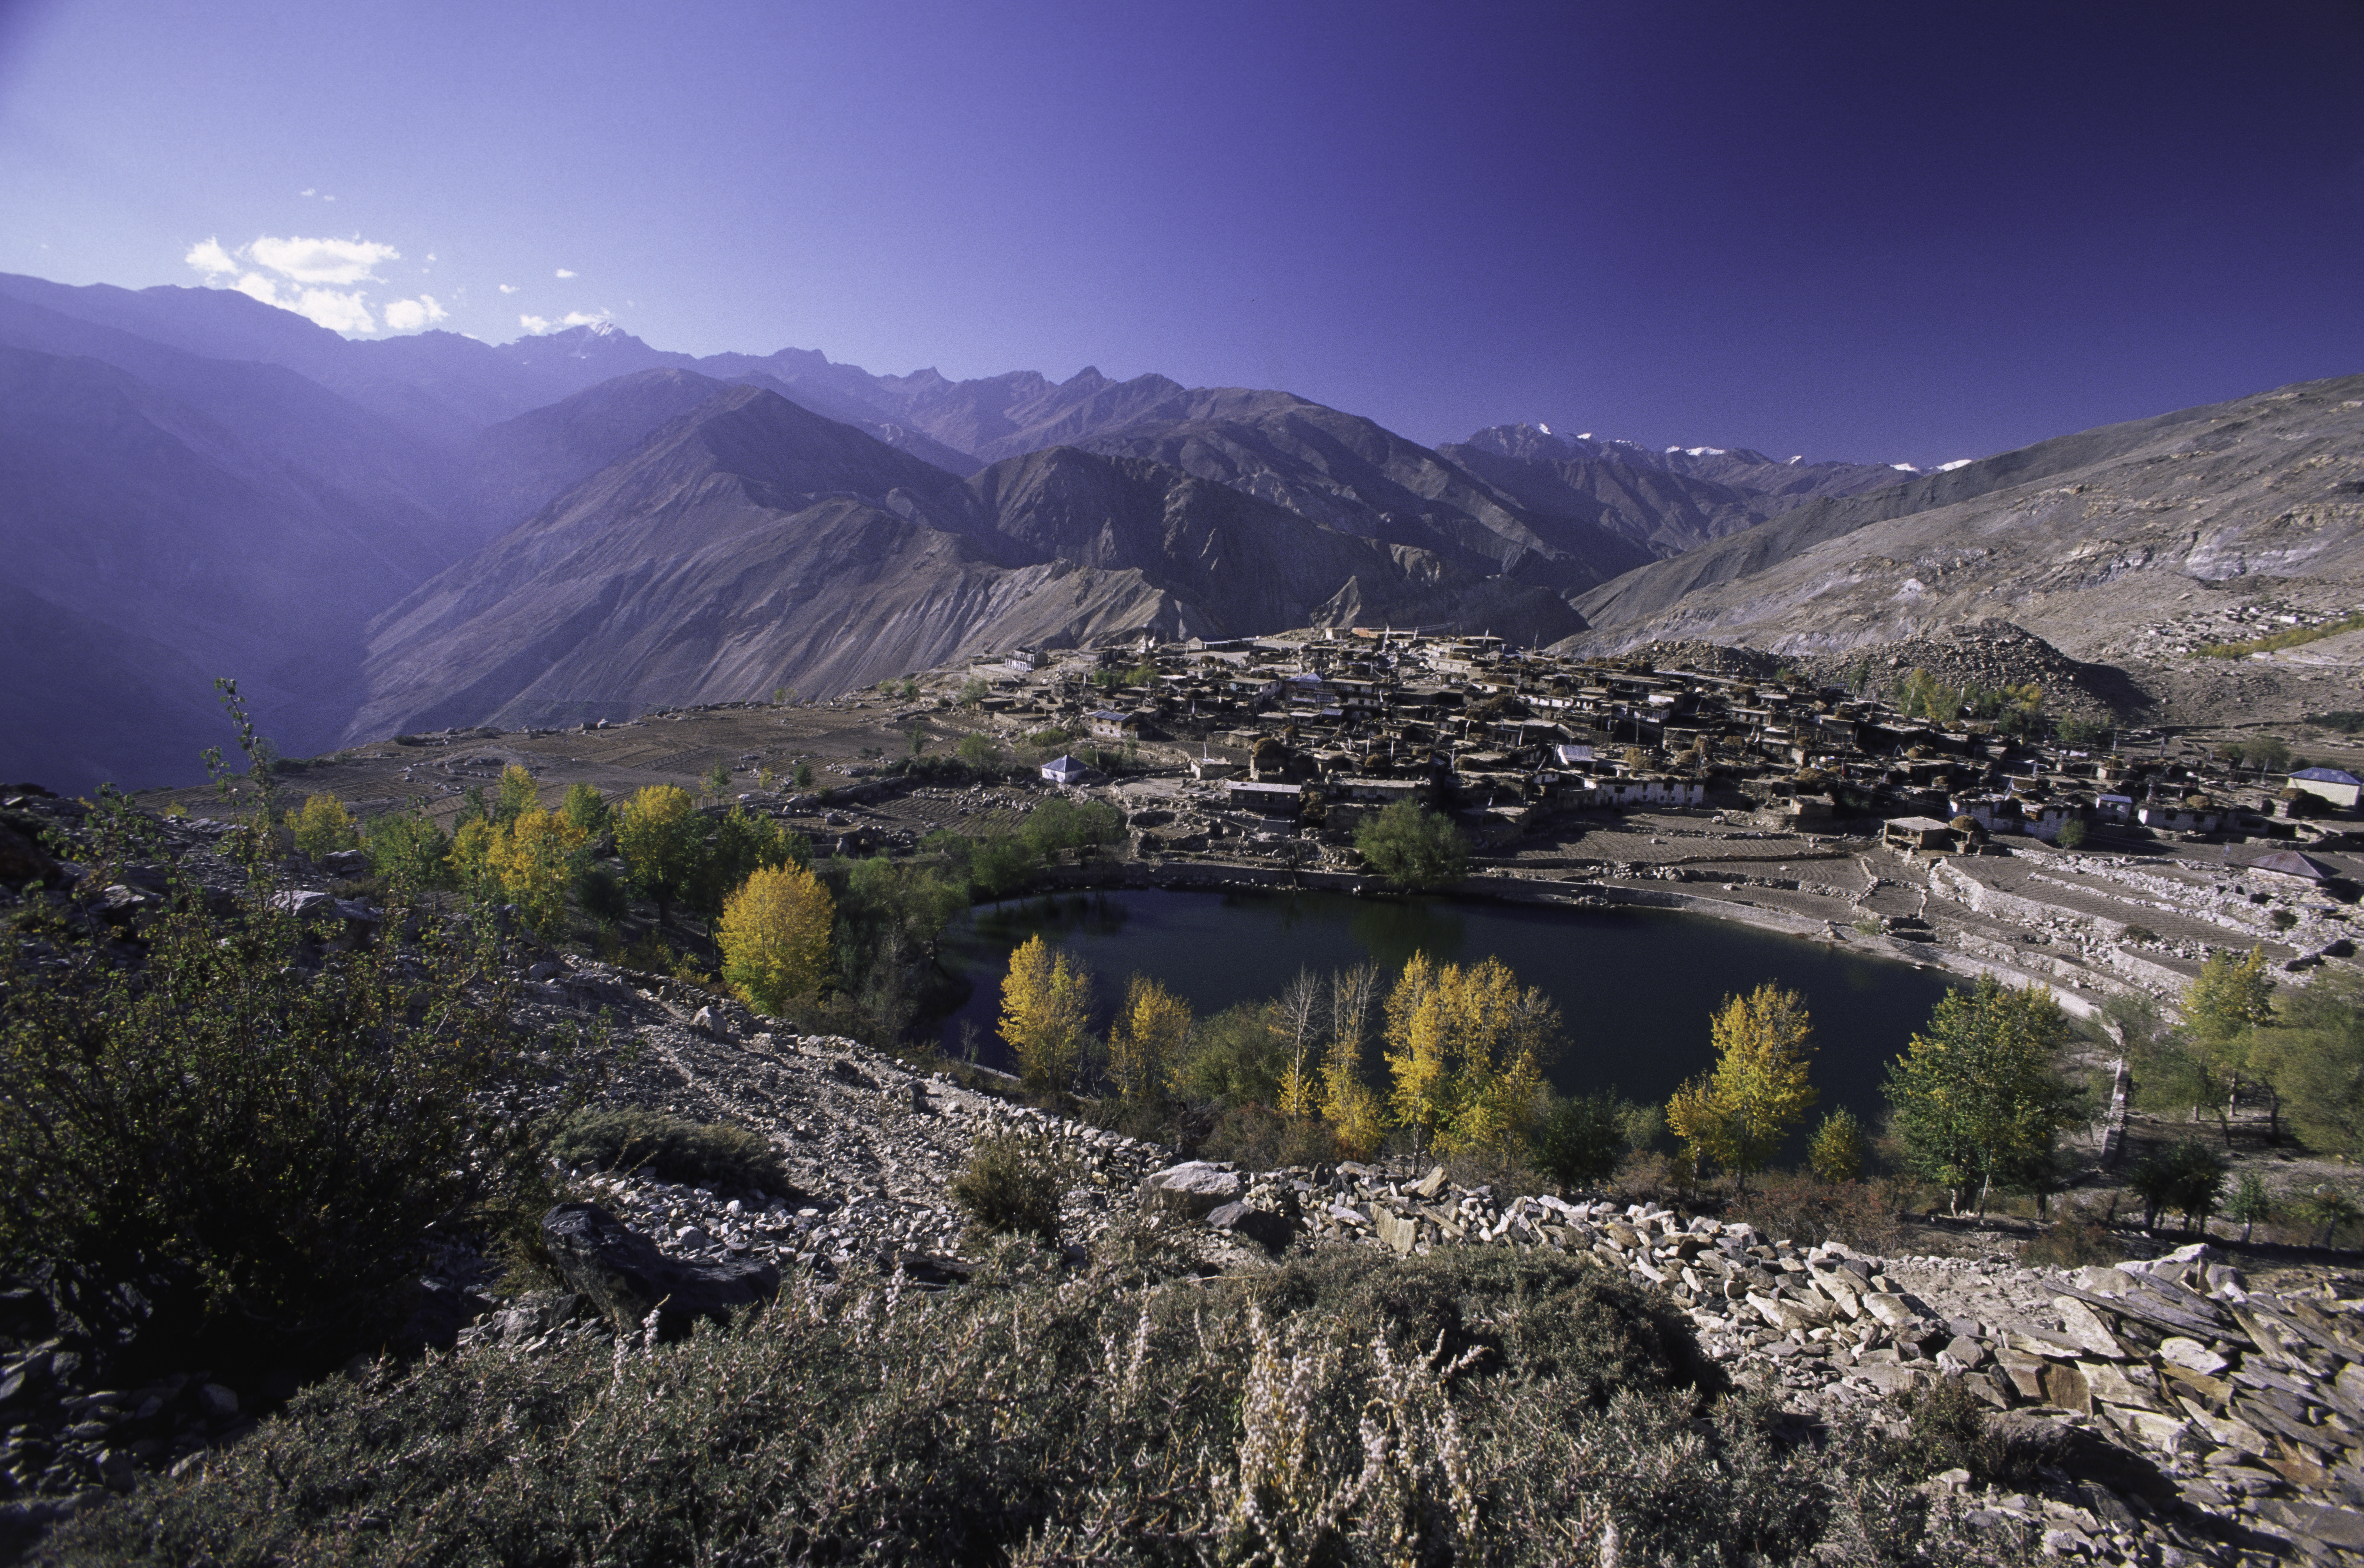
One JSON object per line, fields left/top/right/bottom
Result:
{"left": 435, "top": 617, "right": 2364, "bottom": 1026}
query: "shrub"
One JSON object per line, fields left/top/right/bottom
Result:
{"left": 548, "top": 1108, "right": 787, "bottom": 1193}
{"left": 2055, "top": 817, "right": 2088, "bottom": 849}
{"left": 1809, "top": 1106, "right": 1867, "bottom": 1183}
{"left": 40, "top": 1245, "right": 2027, "bottom": 1567}
{"left": 949, "top": 1129, "right": 1073, "bottom": 1242}
{"left": 0, "top": 793, "right": 551, "bottom": 1373}
{"left": 1726, "top": 1173, "right": 1906, "bottom": 1255}
{"left": 1202, "top": 1102, "right": 1340, "bottom": 1169}
{"left": 1890, "top": 1375, "right": 2015, "bottom": 1484}
{"left": 1534, "top": 1089, "right": 1635, "bottom": 1189}
{"left": 2021, "top": 1208, "right": 2127, "bottom": 1269}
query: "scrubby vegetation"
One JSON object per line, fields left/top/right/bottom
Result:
{"left": 32, "top": 1248, "right": 2034, "bottom": 1567}
{"left": 0, "top": 693, "right": 591, "bottom": 1377}
{"left": 547, "top": 1107, "right": 788, "bottom": 1193}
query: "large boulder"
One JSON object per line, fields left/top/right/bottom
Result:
{"left": 541, "top": 1203, "right": 779, "bottom": 1341}
{"left": 1138, "top": 1161, "right": 1243, "bottom": 1220}
{"left": 1206, "top": 1201, "right": 1296, "bottom": 1253}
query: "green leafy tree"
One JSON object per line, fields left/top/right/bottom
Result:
{"left": 1884, "top": 975, "right": 2079, "bottom": 1217}
{"left": 2145, "top": 948, "right": 2277, "bottom": 1143}
{"left": 2248, "top": 971, "right": 2364, "bottom": 1155}
{"left": 2226, "top": 1171, "right": 2275, "bottom": 1242}
{"left": 957, "top": 732, "right": 998, "bottom": 772}
{"left": 365, "top": 807, "right": 452, "bottom": 896}
{"left": 702, "top": 761, "right": 734, "bottom": 804}
{"left": 491, "top": 764, "right": 539, "bottom": 827}
{"left": 616, "top": 784, "right": 703, "bottom": 926}
{"left": 561, "top": 781, "right": 612, "bottom": 840}
{"left": 2127, "top": 1140, "right": 2229, "bottom": 1232}
{"left": 2296, "top": 1185, "right": 2362, "bottom": 1247}
{"left": 692, "top": 806, "right": 809, "bottom": 919}
{"left": 1355, "top": 801, "right": 1470, "bottom": 892}
{"left": 1666, "top": 984, "right": 1817, "bottom": 1193}
{"left": 793, "top": 761, "right": 814, "bottom": 790}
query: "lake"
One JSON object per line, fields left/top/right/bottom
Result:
{"left": 935, "top": 888, "right": 1958, "bottom": 1141}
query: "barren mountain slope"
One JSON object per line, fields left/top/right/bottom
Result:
{"left": 1436, "top": 441, "right": 1777, "bottom": 558}
{"left": 1458, "top": 422, "right": 1914, "bottom": 503}
{"left": 1083, "top": 394, "right": 1660, "bottom": 592}
{"left": 0, "top": 337, "right": 478, "bottom": 788}
{"left": 349, "top": 389, "right": 1579, "bottom": 738}
{"left": 1561, "top": 374, "right": 2364, "bottom": 664}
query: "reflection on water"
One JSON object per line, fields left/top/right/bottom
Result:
{"left": 938, "top": 889, "right": 1958, "bottom": 1146}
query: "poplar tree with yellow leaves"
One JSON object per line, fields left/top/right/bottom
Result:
{"left": 1108, "top": 972, "right": 1190, "bottom": 1108}
{"left": 485, "top": 805, "right": 589, "bottom": 938}
{"left": 1000, "top": 935, "right": 1094, "bottom": 1095}
{"left": 1381, "top": 953, "right": 1559, "bottom": 1157}
{"left": 1666, "top": 983, "right": 1817, "bottom": 1193}
{"left": 718, "top": 862, "right": 835, "bottom": 1014}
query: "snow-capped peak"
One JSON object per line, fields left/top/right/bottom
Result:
{"left": 1935, "top": 458, "right": 1973, "bottom": 472}
{"left": 1787, "top": 455, "right": 1803, "bottom": 464}
{"left": 1672, "top": 445, "right": 1728, "bottom": 458}
{"left": 1535, "top": 422, "right": 1550, "bottom": 436}
{"left": 1890, "top": 463, "right": 1921, "bottom": 473}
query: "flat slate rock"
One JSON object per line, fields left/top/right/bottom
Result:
{"left": 543, "top": 1202, "right": 779, "bottom": 1341}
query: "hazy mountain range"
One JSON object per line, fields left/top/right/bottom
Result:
{"left": 2, "top": 269, "right": 2358, "bottom": 791}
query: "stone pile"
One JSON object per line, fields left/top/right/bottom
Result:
{"left": 1146, "top": 1163, "right": 2364, "bottom": 1564}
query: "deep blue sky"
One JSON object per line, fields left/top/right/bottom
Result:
{"left": 2, "top": 1, "right": 2358, "bottom": 465}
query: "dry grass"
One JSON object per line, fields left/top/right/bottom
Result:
{"left": 36, "top": 1248, "right": 2039, "bottom": 1566}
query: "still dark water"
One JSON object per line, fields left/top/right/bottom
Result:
{"left": 936, "top": 889, "right": 1958, "bottom": 1141}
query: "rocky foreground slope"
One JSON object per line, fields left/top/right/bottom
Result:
{"left": 363, "top": 951, "right": 2356, "bottom": 1567}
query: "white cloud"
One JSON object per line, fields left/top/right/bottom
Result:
{"left": 554, "top": 267, "right": 576, "bottom": 278}
{"left": 300, "top": 188, "right": 315, "bottom": 196}
{"left": 381, "top": 295, "right": 448, "bottom": 331}
{"left": 183, "top": 236, "right": 237, "bottom": 276}
{"left": 245, "top": 234, "right": 399, "bottom": 284}
{"left": 231, "top": 271, "right": 376, "bottom": 333}
{"left": 498, "top": 283, "right": 519, "bottom": 294}
{"left": 519, "top": 308, "right": 614, "bottom": 335}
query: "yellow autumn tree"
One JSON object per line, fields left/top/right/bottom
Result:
{"left": 485, "top": 805, "right": 589, "bottom": 938}
{"left": 1381, "top": 952, "right": 1559, "bottom": 1157}
{"left": 284, "top": 793, "right": 358, "bottom": 861}
{"left": 717, "top": 862, "right": 836, "bottom": 1015}
{"left": 1666, "top": 982, "right": 1818, "bottom": 1192}
{"left": 1109, "top": 972, "right": 1190, "bottom": 1107}
{"left": 1000, "top": 935, "right": 1094, "bottom": 1095}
